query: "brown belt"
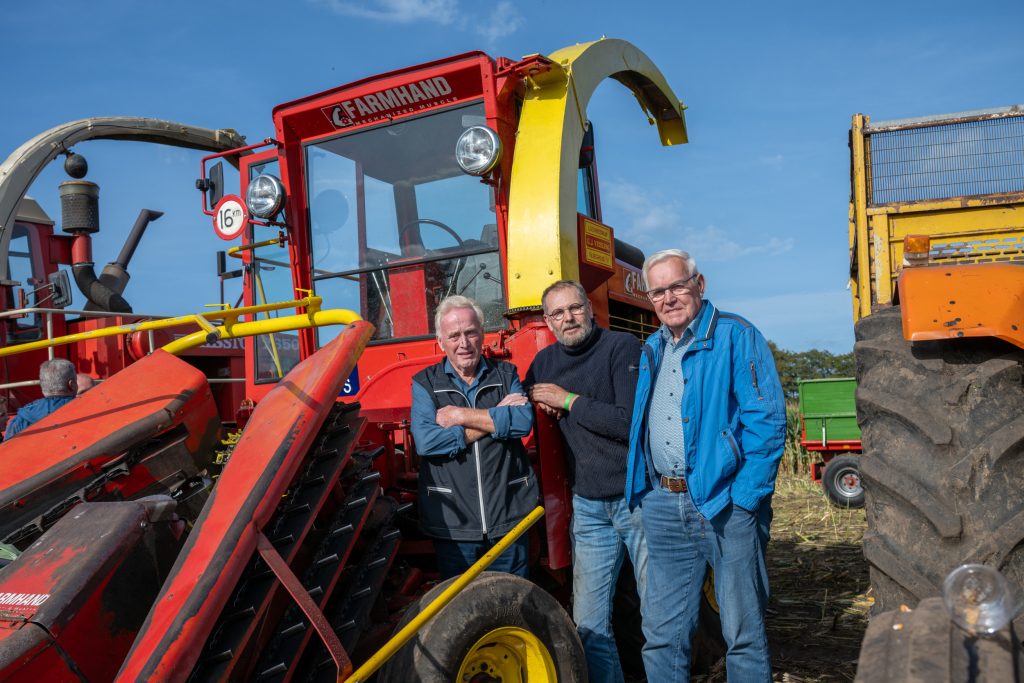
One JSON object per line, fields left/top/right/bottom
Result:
{"left": 660, "top": 475, "right": 688, "bottom": 493}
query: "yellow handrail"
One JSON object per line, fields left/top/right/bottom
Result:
{"left": 343, "top": 506, "right": 546, "bottom": 682}
{"left": 161, "top": 308, "right": 361, "bottom": 354}
{"left": 0, "top": 296, "right": 341, "bottom": 358}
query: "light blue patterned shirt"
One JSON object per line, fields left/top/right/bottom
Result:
{"left": 648, "top": 315, "right": 702, "bottom": 477}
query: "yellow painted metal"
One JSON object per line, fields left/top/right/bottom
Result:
{"left": 455, "top": 626, "right": 557, "bottom": 683}
{"left": 227, "top": 237, "right": 283, "bottom": 258}
{"left": 847, "top": 110, "right": 1024, "bottom": 323}
{"left": 161, "top": 308, "right": 362, "bottom": 355}
{"left": 0, "top": 296, "right": 342, "bottom": 358}
{"left": 506, "top": 38, "right": 687, "bottom": 309}
{"left": 849, "top": 114, "right": 873, "bottom": 321}
{"left": 702, "top": 571, "right": 720, "bottom": 614}
{"left": 873, "top": 213, "right": 892, "bottom": 305}
{"left": 343, "top": 506, "right": 546, "bottom": 683}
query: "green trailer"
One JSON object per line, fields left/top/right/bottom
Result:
{"left": 798, "top": 377, "right": 863, "bottom": 508}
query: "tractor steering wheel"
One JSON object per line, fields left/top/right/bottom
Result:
{"left": 398, "top": 218, "right": 464, "bottom": 249}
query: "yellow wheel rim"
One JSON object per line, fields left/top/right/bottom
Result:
{"left": 456, "top": 626, "right": 557, "bottom": 682}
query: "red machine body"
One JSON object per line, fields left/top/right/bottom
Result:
{"left": 0, "top": 41, "right": 666, "bottom": 681}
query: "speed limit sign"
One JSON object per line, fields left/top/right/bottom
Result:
{"left": 213, "top": 195, "right": 249, "bottom": 241}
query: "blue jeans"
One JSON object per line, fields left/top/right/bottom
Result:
{"left": 571, "top": 494, "right": 649, "bottom": 683}
{"left": 640, "top": 486, "right": 772, "bottom": 683}
{"left": 433, "top": 535, "right": 529, "bottom": 580}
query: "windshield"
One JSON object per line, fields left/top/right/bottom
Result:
{"left": 306, "top": 102, "right": 504, "bottom": 344}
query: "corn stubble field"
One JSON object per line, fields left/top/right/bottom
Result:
{"left": 699, "top": 404, "right": 871, "bottom": 682}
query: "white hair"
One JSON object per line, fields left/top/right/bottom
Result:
{"left": 39, "top": 358, "right": 77, "bottom": 397}
{"left": 641, "top": 249, "right": 699, "bottom": 288}
{"left": 434, "top": 295, "right": 485, "bottom": 339}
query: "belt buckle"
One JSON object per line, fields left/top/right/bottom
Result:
{"left": 661, "top": 475, "right": 687, "bottom": 493}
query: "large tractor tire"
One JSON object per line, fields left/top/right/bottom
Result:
{"left": 854, "top": 306, "right": 1024, "bottom": 629}
{"left": 854, "top": 597, "right": 1023, "bottom": 682}
{"left": 380, "top": 571, "right": 587, "bottom": 682}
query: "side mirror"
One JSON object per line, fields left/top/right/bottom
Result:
{"left": 47, "top": 270, "right": 73, "bottom": 308}
{"left": 209, "top": 162, "right": 225, "bottom": 207}
{"left": 578, "top": 121, "right": 595, "bottom": 168}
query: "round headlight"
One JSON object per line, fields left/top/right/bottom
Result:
{"left": 246, "top": 174, "right": 286, "bottom": 219}
{"left": 942, "top": 564, "right": 1014, "bottom": 634}
{"left": 455, "top": 126, "right": 502, "bottom": 176}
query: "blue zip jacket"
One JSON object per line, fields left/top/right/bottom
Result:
{"left": 4, "top": 395, "right": 75, "bottom": 440}
{"left": 624, "top": 300, "right": 786, "bottom": 518}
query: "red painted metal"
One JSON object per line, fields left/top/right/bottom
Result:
{"left": 0, "top": 499, "right": 183, "bottom": 682}
{"left": 116, "top": 320, "right": 373, "bottom": 683}
{"left": 0, "top": 351, "right": 219, "bottom": 533}
{"left": 256, "top": 533, "right": 353, "bottom": 679}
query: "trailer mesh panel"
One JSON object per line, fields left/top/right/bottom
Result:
{"left": 868, "top": 115, "right": 1024, "bottom": 204}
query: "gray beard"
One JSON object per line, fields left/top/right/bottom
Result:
{"left": 558, "top": 319, "right": 594, "bottom": 347}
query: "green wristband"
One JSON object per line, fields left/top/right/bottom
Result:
{"left": 563, "top": 393, "right": 576, "bottom": 411}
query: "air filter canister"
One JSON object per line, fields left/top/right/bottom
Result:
{"left": 59, "top": 180, "right": 99, "bottom": 234}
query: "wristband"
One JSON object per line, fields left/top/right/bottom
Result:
{"left": 563, "top": 393, "right": 576, "bottom": 411}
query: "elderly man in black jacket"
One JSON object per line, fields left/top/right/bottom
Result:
{"left": 410, "top": 295, "right": 538, "bottom": 579}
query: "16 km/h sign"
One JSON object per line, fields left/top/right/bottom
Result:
{"left": 213, "top": 195, "right": 249, "bottom": 241}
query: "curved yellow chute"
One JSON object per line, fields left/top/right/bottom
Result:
{"left": 506, "top": 38, "right": 688, "bottom": 309}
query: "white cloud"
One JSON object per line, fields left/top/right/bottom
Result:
{"left": 313, "top": 0, "right": 458, "bottom": 24}
{"left": 601, "top": 179, "right": 794, "bottom": 260}
{"left": 312, "top": 0, "right": 524, "bottom": 40}
{"left": 476, "top": 2, "right": 524, "bottom": 44}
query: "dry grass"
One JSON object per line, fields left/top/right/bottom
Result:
{"left": 699, "top": 473, "right": 871, "bottom": 682}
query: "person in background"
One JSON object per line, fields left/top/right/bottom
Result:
{"left": 4, "top": 359, "right": 78, "bottom": 440}
{"left": 76, "top": 373, "right": 95, "bottom": 395}
{"left": 410, "top": 295, "right": 538, "bottom": 579}
{"left": 525, "top": 279, "right": 646, "bottom": 683}
{"left": 625, "top": 249, "right": 786, "bottom": 682}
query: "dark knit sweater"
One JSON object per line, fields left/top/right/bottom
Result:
{"left": 525, "top": 326, "right": 642, "bottom": 499}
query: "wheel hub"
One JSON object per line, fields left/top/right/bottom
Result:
{"left": 457, "top": 626, "right": 556, "bottom": 683}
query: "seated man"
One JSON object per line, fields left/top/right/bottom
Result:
{"left": 76, "top": 373, "right": 95, "bottom": 395}
{"left": 410, "top": 295, "right": 538, "bottom": 579}
{"left": 5, "top": 359, "right": 78, "bottom": 440}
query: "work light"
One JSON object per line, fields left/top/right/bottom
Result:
{"left": 246, "top": 174, "right": 286, "bottom": 219}
{"left": 942, "top": 564, "right": 1014, "bottom": 634}
{"left": 455, "top": 126, "right": 502, "bottom": 176}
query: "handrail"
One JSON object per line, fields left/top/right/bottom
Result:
{"left": 343, "top": 506, "right": 546, "bottom": 682}
{"left": 0, "top": 296, "right": 360, "bottom": 359}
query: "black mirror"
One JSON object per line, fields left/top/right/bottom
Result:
{"left": 209, "top": 162, "right": 225, "bottom": 207}
{"left": 579, "top": 121, "right": 595, "bottom": 168}
{"left": 47, "top": 270, "right": 72, "bottom": 308}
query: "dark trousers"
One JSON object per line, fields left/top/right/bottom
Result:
{"left": 434, "top": 535, "right": 529, "bottom": 580}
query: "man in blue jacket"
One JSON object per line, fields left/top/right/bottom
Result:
{"left": 624, "top": 249, "right": 786, "bottom": 682}
{"left": 4, "top": 358, "right": 78, "bottom": 440}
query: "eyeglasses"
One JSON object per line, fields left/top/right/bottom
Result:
{"left": 646, "top": 273, "right": 699, "bottom": 302}
{"left": 544, "top": 303, "right": 587, "bottom": 322}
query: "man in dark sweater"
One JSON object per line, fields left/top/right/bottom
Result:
{"left": 525, "top": 280, "right": 646, "bottom": 683}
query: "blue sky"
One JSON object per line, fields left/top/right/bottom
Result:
{"left": 5, "top": 0, "right": 1022, "bottom": 352}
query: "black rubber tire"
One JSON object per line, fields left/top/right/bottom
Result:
{"left": 822, "top": 455, "right": 864, "bottom": 508}
{"left": 854, "top": 306, "right": 1024, "bottom": 631}
{"left": 854, "top": 597, "right": 1023, "bottom": 683}
{"left": 379, "top": 571, "right": 587, "bottom": 682}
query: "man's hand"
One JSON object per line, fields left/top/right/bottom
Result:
{"left": 435, "top": 405, "right": 465, "bottom": 429}
{"left": 497, "top": 393, "right": 529, "bottom": 407}
{"left": 528, "top": 383, "right": 575, "bottom": 411}
{"left": 436, "top": 394, "right": 525, "bottom": 429}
